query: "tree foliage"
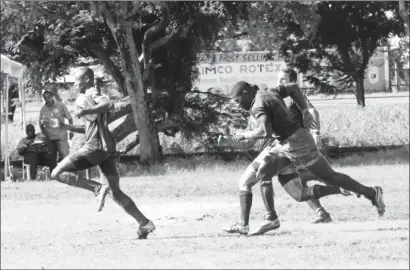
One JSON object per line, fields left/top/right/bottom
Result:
{"left": 1, "top": 1, "right": 249, "bottom": 162}
{"left": 275, "top": 1, "right": 405, "bottom": 106}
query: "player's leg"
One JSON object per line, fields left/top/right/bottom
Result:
{"left": 298, "top": 167, "right": 352, "bottom": 196}
{"left": 98, "top": 155, "right": 155, "bottom": 239}
{"left": 50, "top": 149, "right": 104, "bottom": 196}
{"left": 306, "top": 155, "right": 385, "bottom": 216}
{"left": 277, "top": 166, "right": 332, "bottom": 223}
{"left": 298, "top": 169, "right": 332, "bottom": 223}
{"left": 246, "top": 148, "right": 292, "bottom": 235}
{"left": 248, "top": 161, "right": 281, "bottom": 235}
{"left": 223, "top": 164, "right": 258, "bottom": 235}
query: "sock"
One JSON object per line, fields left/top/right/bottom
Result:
{"left": 260, "top": 184, "right": 278, "bottom": 221}
{"left": 124, "top": 201, "right": 149, "bottom": 226}
{"left": 239, "top": 191, "right": 253, "bottom": 226}
{"left": 58, "top": 173, "right": 102, "bottom": 194}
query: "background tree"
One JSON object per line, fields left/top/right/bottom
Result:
{"left": 1, "top": 1, "right": 249, "bottom": 164}
{"left": 276, "top": 1, "right": 405, "bottom": 107}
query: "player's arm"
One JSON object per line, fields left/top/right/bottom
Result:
{"left": 84, "top": 95, "right": 113, "bottom": 115}
{"left": 66, "top": 124, "right": 86, "bottom": 134}
{"left": 62, "top": 104, "right": 74, "bottom": 125}
{"left": 284, "top": 83, "right": 314, "bottom": 128}
{"left": 235, "top": 114, "right": 273, "bottom": 141}
{"left": 283, "top": 83, "right": 309, "bottom": 112}
{"left": 39, "top": 108, "right": 48, "bottom": 137}
{"left": 62, "top": 103, "right": 74, "bottom": 139}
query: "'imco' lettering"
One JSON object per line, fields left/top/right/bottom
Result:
{"left": 201, "top": 65, "right": 233, "bottom": 75}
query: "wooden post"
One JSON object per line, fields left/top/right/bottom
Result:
{"left": 4, "top": 75, "right": 9, "bottom": 181}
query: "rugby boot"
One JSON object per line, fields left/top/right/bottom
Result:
{"left": 249, "top": 218, "right": 280, "bottom": 236}
{"left": 223, "top": 222, "right": 249, "bottom": 235}
{"left": 312, "top": 210, "right": 332, "bottom": 224}
{"left": 96, "top": 185, "right": 111, "bottom": 212}
{"left": 372, "top": 186, "right": 385, "bottom": 217}
{"left": 137, "top": 220, "right": 156, "bottom": 239}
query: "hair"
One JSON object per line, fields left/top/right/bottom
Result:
{"left": 77, "top": 67, "right": 95, "bottom": 82}
{"left": 286, "top": 69, "right": 298, "bottom": 83}
{"left": 231, "top": 81, "right": 258, "bottom": 98}
{"left": 26, "top": 124, "right": 34, "bottom": 130}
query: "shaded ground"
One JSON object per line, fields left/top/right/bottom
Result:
{"left": 1, "top": 164, "right": 409, "bottom": 269}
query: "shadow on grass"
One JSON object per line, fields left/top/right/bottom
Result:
{"left": 136, "top": 231, "right": 292, "bottom": 241}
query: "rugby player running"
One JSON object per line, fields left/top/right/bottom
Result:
{"left": 50, "top": 67, "right": 155, "bottom": 239}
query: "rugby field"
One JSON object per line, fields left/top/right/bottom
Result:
{"left": 1, "top": 164, "right": 409, "bottom": 269}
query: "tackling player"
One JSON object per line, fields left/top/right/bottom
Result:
{"left": 50, "top": 67, "right": 155, "bottom": 239}
{"left": 223, "top": 79, "right": 385, "bottom": 235}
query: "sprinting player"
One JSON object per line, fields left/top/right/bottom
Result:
{"left": 50, "top": 67, "right": 155, "bottom": 239}
{"left": 223, "top": 80, "right": 385, "bottom": 235}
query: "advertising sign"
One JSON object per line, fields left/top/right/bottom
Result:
{"left": 195, "top": 49, "right": 388, "bottom": 95}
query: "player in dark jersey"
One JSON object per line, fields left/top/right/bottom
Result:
{"left": 50, "top": 67, "right": 155, "bottom": 239}
{"left": 220, "top": 79, "right": 348, "bottom": 235}
{"left": 223, "top": 80, "right": 385, "bottom": 235}
{"left": 250, "top": 70, "right": 352, "bottom": 235}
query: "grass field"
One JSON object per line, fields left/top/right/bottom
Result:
{"left": 1, "top": 157, "right": 409, "bottom": 269}
{"left": 2, "top": 102, "right": 409, "bottom": 160}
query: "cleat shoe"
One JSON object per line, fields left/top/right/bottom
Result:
{"left": 340, "top": 188, "right": 352, "bottom": 196}
{"left": 223, "top": 222, "right": 249, "bottom": 235}
{"left": 312, "top": 211, "right": 332, "bottom": 224}
{"left": 372, "top": 186, "right": 385, "bottom": 217}
{"left": 137, "top": 220, "right": 156, "bottom": 239}
{"left": 249, "top": 219, "right": 280, "bottom": 236}
{"left": 96, "top": 185, "right": 110, "bottom": 212}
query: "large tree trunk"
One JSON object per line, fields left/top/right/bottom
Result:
{"left": 355, "top": 78, "right": 365, "bottom": 107}
{"left": 114, "top": 26, "right": 163, "bottom": 164}
{"left": 399, "top": 1, "right": 409, "bottom": 36}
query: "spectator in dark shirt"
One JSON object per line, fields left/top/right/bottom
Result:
{"left": 16, "top": 124, "right": 56, "bottom": 180}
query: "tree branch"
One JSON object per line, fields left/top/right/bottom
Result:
{"left": 141, "top": 5, "right": 170, "bottom": 68}
{"left": 89, "top": 44, "right": 126, "bottom": 94}
{"left": 108, "top": 97, "right": 132, "bottom": 123}
{"left": 127, "top": 1, "right": 142, "bottom": 20}
{"left": 90, "top": 1, "right": 118, "bottom": 45}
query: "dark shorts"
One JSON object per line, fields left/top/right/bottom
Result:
{"left": 254, "top": 128, "right": 321, "bottom": 170}
{"left": 66, "top": 147, "right": 115, "bottom": 172}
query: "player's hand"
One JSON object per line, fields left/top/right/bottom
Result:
{"left": 72, "top": 109, "right": 85, "bottom": 118}
{"left": 302, "top": 110, "right": 315, "bottom": 129}
{"left": 312, "top": 133, "right": 323, "bottom": 150}
{"left": 40, "top": 117, "right": 50, "bottom": 126}
{"left": 232, "top": 132, "right": 246, "bottom": 142}
{"left": 69, "top": 132, "right": 74, "bottom": 140}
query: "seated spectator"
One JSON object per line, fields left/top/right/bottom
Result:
{"left": 16, "top": 124, "right": 56, "bottom": 180}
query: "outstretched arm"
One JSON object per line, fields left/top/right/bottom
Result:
{"left": 284, "top": 83, "right": 314, "bottom": 128}
{"left": 283, "top": 83, "right": 309, "bottom": 112}
{"left": 66, "top": 124, "right": 86, "bottom": 134}
{"left": 233, "top": 114, "right": 273, "bottom": 141}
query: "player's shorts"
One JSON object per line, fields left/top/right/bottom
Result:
{"left": 65, "top": 147, "right": 115, "bottom": 171}
{"left": 253, "top": 128, "right": 321, "bottom": 172}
